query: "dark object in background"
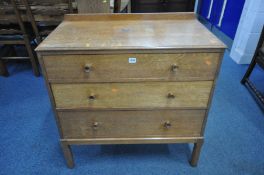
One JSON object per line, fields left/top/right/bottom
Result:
{"left": 114, "top": 0, "right": 121, "bottom": 13}
{"left": 0, "top": 58, "right": 9, "bottom": 77}
{"left": 0, "top": 0, "right": 40, "bottom": 76}
{"left": 131, "top": 0, "right": 195, "bottom": 13}
{"left": 241, "top": 25, "right": 264, "bottom": 109}
{"left": 22, "top": 0, "right": 75, "bottom": 44}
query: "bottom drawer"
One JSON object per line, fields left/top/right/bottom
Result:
{"left": 58, "top": 110, "right": 205, "bottom": 139}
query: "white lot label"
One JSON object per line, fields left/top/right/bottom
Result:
{"left": 128, "top": 57, "right": 137, "bottom": 64}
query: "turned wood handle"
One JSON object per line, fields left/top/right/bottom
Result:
{"left": 167, "top": 93, "right": 175, "bottom": 99}
{"left": 163, "top": 121, "right": 171, "bottom": 129}
{"left": 84, "top": 64, "right": 92, "bottom": 73}
{"left": 171, "top": 64, "right": 179, "bottom": 72}
{"left": 88, "top": 94, "right": 96, "bottom": 100}
{"left": 93, "top": 122, "right": 99, "bottom": 129}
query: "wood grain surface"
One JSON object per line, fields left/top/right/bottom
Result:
{"left": 58, "top": 109, "right": 206, "bottom": 139}
{"left": 61, "top": 137, "right": 203, "bottom": 145}
{"left": 43, "top": 53, "right": 220, "bottom": 83}
{"left": 52, "top": 81, "right": 213, "bottom": 109}
{"left": 35, "top": 13, "right": 226, "bottom": 52}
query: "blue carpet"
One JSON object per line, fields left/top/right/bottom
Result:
{"left": 0, "top": 51, "right": 264, "bottom": 175}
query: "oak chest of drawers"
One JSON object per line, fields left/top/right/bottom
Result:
{"left": 36, "top": 13, "right": 226, "bottom": 168}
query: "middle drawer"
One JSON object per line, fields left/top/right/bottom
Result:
{"left": 52, "top": 81, "right": 213, "bottom": 109}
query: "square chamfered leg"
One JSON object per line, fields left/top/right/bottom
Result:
{"left": 190, "top": 139, "right": 204, "bottom": 167}
{"left": 60, "top": 141, "right": 74, "bottom": 168}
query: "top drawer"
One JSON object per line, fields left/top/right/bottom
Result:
{"left": 43, "top": 53, "right": 220, "bottom": 83}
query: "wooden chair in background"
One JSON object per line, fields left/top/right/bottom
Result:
{"left": 22, "top": 0, "right": 75, "bottom": 44}
{"left": 241, "top": 25, "right": 264, "bottom": 109}
{"left": 0, "top": 0, "right": 40, "bottom": 76}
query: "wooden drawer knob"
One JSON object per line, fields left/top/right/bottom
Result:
{"left": 88, "top": 94, "right": 96, "bottom": 100}
{"left": 171, "top": 64, "right": 179, "bottom": 72}
{"left": 163, "top": 121, "right": 171, "bottom": 129}
{"left": 92, "top": 122, "right": 99, "bottom": 130}
{"left": 167, "top": 93, "right": 175, "bottom": 99}
{"left": 84, "top": 64, "right": 92, "bottom": 73}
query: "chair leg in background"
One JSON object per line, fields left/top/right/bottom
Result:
{"left": 241, "top": 59, "right": 257, "bottom": 84}
{"left": 24, "top": 35, "right": 40, "bottom": 76}
{"left": 0, "top": 59, "right": 9, "bottom": 77}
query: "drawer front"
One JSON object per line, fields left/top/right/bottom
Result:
{"left": 43, "top": 53, "right": 220, "bottom": 83}
{"left": 58, "top": 110, "right": 206, "bottom": 139}
{"left": 52, "top": 81, "right": 213, "bottom": 109}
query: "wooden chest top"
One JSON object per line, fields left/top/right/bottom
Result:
{"left": 36, "top": 13, "right": 226, "bottom": 52}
